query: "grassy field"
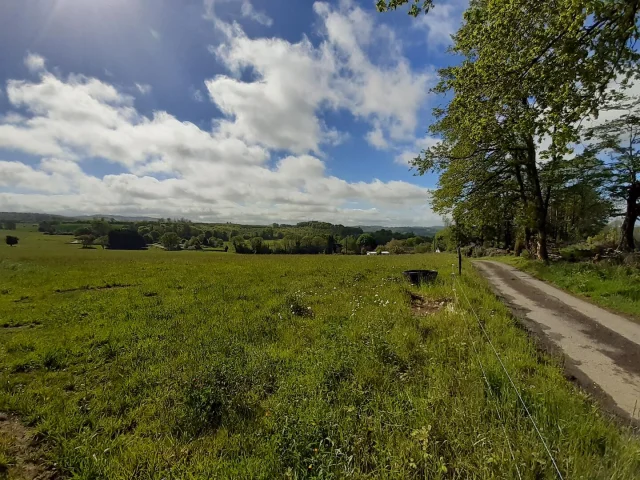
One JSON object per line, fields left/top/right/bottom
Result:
{"left": 495, "top": 256, "right": 640, "bottom": 320}
{"left": 1, "top": 229, "right": 639, "bottom": 479}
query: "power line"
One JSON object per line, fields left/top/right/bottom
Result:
{"left": 454, "top": 274, "right": 565, "bottom": 480}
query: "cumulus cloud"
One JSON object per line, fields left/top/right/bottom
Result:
{"left": 24, "top": 53, "right": 46, "bottom": 73}
{"left": 0, "top": 54, "right": 437, "bottom": 225}
{"left": 205, "top": 1, "right": 433, "bottom": 153}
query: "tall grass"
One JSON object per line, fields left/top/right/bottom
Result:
{"left": 1, "top": 230, "right": 639, "bottom": 478}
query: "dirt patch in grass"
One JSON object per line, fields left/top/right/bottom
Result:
{"left": 0, "top": 413, "right": 55, "bottom": 480}
{"left": 409, "top": 292, "right": 450, "bottom": 316}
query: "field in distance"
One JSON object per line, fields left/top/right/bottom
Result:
{"left": 1, "top": 229, "right": 639, "bottom": 478}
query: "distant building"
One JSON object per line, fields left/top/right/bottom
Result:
{"left": 381, "top": 251, "right": 390, "bottom": 255}
{"left": 366, "top": 251, "right": 378, "bottom": 256}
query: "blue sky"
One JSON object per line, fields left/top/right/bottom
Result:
{"left": 0, "top": 0, "right": 466, "bottom": 225}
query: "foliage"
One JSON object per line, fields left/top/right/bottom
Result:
{"left": 107, "top": 230, "right": 147, "bottom": 250}
{"left": 160, "top": 232, "right": 181, "bottom": 251}
{"left": 384, "top": 0, "right": 640, "bottom": 261}
{"left": 2, "top": 220, "right": 17, "bottom": 230}
{"left": 1, "top": 231, "right": 639, "bottom": 478}
{"left": 356, "top": 233, "right": 376, "bottom": 252}
{"left": 5, "top": 235, "right": 18, "bottom": 247}
{"left": 79, "top": 235, "right": 94, "bottom": 249}
{"left": 585, "top": 95, "right": 640, "bottom": 251}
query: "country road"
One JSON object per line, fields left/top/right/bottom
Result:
{"left": 475, "top": 260, "right": 640, "bottom": 420}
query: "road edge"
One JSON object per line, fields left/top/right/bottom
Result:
{"left": 473, "top": 261, "right": 640, "bottom": 432}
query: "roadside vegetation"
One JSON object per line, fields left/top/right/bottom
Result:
{"left": 1, "top": 230, "right": 639, "bottom": 478}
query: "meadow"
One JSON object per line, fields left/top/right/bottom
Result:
{"left": 496, "top": 256, "right": 640, "bottom": 321}
{"left": 1, "top": 228, "right": 639, "bottom": 479}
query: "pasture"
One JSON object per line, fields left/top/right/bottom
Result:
{"left": 1, "top": 229, "right": 639, "bottom": 479}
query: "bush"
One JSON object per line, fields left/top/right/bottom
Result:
{"left": 107, "top": 230, "right": 147, "bottom": 250}
{"left": 5, "top": 235, "right": 18, "bottom": 247}
{"left": 160, "top": 232, "right": 181, "bottom": 251}
{"left": 559, "top": 244, "right": 596, "bottom": 262}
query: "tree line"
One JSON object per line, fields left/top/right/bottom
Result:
{"left": 379, "top": 0, "right": 640, "bottom": 260}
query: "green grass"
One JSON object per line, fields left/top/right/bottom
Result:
{"left": 1, "top": 230, "right": 639, "bottom": 478}
{"left": 494, "top": 256, "right": 640, "bottom": 320}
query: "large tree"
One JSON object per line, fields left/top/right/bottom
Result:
{"left": 382, "top": 0, "right": 640, "bottom": 260}
{"left": 585, "top": 96, "right": 640, "bottom": 250}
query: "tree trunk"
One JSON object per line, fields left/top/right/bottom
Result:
{"left": 618, "top": 182, "right": 640, "bottom": 251}
{"left": 524, "top": 134, "right": 549, "bottom": 262}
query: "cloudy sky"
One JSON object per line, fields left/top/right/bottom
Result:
{"left": 0, "top": 0, "right": 466, "bottom": 225}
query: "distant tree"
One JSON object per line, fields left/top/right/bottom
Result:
{"left": 204, "top": 230, "right": 213, "bottom": 242}
{"left": 91, "top": 219, "right": 111, "bottom": 237}
{"left": 74, "top": 227, "right": 92, "bottom": 237}
{"left": 356, "top": 234, "right": 376, "bottom": 252}
{"left": 79, "top": 235, "right": 94, "bottom": 248}
{"left": 149, "top": 230, "right": 160, "bottom": 242}
{"left": 5, "top": 235, "right": 18, "bottom": 247}
{"left": 343, "top": 235, "right": 358, "bottom": 254}
{"left": 95, "top": 236, "right": 108, "bottom": 249}
{"left": 385, "top": 239, "right": 406, "bottom": 254}
{"left": 160, "top": 232, "right": 181, "bottom": 251}
{"left": 38, "top": 221, "right": 56, "bottom": 234}
{"left": 3, "top": 220, "right": 17, "bottom": 230}
{"left": 585, "top": 95, "right": 640, "bottom": 251}
{"left": 143, "top": 233, "right": 154, "bottom": 245}
{"left": 325, "top": 235, "right": 336, "bottom": 254}
{"left": 107, "top": 229, "right": 147, "bottom": 250}
{"left": 138, "top": 226, "right": 151, "bottom": 236}
{"left": 250, "top": 236, "right": 264, "bottom": 253}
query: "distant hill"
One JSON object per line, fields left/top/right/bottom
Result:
{"left": 0, "top": 212, "right": 68, "bottom": 223}
{"left": 73, "top": 214, "right": 159, "bottom": 222}
{"left": 360, "top": 225, "right": 444, "bottom": 237}
{"left": 0, "top": 212, "right": 159, "bottom": 223}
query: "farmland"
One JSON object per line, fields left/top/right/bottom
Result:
{"left": 1, "top": 228, "right": 639, "bottom": 479}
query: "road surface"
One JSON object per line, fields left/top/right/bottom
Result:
{"left": 475, "top": 260, "right": 640, "bottom": 420}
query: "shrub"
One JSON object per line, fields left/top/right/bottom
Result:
{"left": 107, "top": 230, "right": 147, "bottom": 250}
{"left": 160, "top": 232, "right": 181, "bottom": 251}
{"left": 559, "top": 244, "right": 596, "bottom": 262}
{"left": 5, "top": 235, "right": 19, "bottom": 247}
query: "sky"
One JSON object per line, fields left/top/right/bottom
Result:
{"left": 0, "top": 0, "right": 468, "bottom": 226}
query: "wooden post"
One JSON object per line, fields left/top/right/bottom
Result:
{"left": 457, "top": 245, "right": 462, "bottom": 276}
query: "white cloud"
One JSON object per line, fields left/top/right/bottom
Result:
{"left": 135, "top": 83, "right": 152, "bottom": 95}
{"left": 24, "top": 53, "right": 46, "bottom": 73}
{"left": 366, "top": 125, "right": 389, "bottom": 150}
{"left": 204, "top": 0, "right": 273, "bottom": 27}
{"left": 205, "top": 1, "right": 433, "bottom": 153}
{"left": 395, "top": 135, "right": 441, "bottom": 165}
{"left": 0, "top": 55, "right": 438, "bottom": 225}
{"left": 192, "top": 88, "right": 205, "bottom": 102}
{"left": 240, "top": 0, "right": 273, "bottom": 26}
{"left": 149, "top": 28, "right": 161, "bottom": 41}
{"left": 414, "top": 0, "right": 467, "bottom": 48}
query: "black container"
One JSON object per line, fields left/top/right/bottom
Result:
{"left": 402, "top": 270, "right": 438, "bottom": 285}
